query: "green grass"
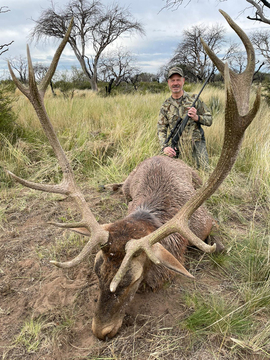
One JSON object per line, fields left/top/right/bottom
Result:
{"left": 182, "top": 231, "right": 270, "bottom": 354}
{"left": 13, "top": 313, "right": 75, "bottom": 355}
{"left": 183, "top": 292, "right": 254, "bottom": 336}
{"left": 14, "top": 317, "right": 48, "bottom": 353}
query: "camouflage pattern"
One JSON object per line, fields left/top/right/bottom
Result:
{"left": 167, "top": 66, "right": 184, "bottom": 78}
{"left": 157, "top": 91, "right": 212, "bottom": 150}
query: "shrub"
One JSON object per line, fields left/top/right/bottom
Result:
{"left": 0, "top": 87, "right": 23, "bottom": 142}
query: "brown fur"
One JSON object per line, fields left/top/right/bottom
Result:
{"left": 93, "top": 155, "right": 215, "bottom": 339}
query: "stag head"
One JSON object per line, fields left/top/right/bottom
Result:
{"left": 6, "top": 10, "right": 260, "bottom": 340}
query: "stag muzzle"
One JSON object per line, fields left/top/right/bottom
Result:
{"left": 92, "top": 315, "right": 124, "bottom": 340}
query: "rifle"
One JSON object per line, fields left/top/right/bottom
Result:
{"left": 163, "top": 71, "right": 214, "bottom": 154}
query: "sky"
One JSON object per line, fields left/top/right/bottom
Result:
{"left": 0, "top": 0, "right": 269, "bottom": 79}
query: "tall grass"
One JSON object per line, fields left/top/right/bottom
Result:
{"left": 1, "top": 90, "right": 164, "bottom": 185}
{"left": 1, "top": 85, "right": 270, "bottom": 358}
{"left": 2, "top": 85, "right": 269, "bottom": 191}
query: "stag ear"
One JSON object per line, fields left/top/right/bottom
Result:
{"left": 70, "top": 223, "right": 112, "bottom": 236}
{"left": 152, "top": 243, "right": 194, "bottom": 279}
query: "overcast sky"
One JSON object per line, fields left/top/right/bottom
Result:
{"left": 0, "top": 0, "right": 269, "bottom": 78}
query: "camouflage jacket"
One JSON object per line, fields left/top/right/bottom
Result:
{"left": 157, "top": 91, "right": 212, "bottom": 149}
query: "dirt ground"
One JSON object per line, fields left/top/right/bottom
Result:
{"left": 0, "top": 184, "right": 267, "bottom": 360}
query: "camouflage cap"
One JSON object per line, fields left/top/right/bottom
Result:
{"left": 167, "top": 67, "right": 184, "bottom": 79}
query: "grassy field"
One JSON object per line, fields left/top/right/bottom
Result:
{"left": 0, "top": 85, "right": 270, "bottom": 359}
{"left": 2, "top": 85, "right": 270, "bottom": 188}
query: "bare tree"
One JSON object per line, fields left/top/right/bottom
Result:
{"left": 226, "top": 42, "right": 265, "bottom": 76}
{"left": 157, "top": 63, "right": 171, "bottom": 82}
{"left": 99, "top": 47, "right": 140, "bottom": 94}
{"left": 161, "top": 0, "right": 189, "bottom": 11}
{"left": 250, "top": 29, "right": 270, "bottom": 68}
{"left": 162, "top": 0, "right": 270, "bottom": 25}
{"left": 30, "top": 0, "right": 144, "bottom": 91}
{"left": 222, "top": 41, "right": 248, "bottom": 73}
{"left": 33, "top": 63, "right": 56, "bottom": 95}
{"left": 0, "top": 6, "right": 9, "bottom": 13}
{"left": 245, "top": 0, "right": 270, "bottom": 24}
{"left": 32, "top": 63, "right": 50, "bottom": 82}
{"left": 169, "top": 23, "right": 225, "bottom": 80}
{"left": 0, "top": 6, "right": 14, "bottom": 55}
{"left": 7, "top": 56, "right": 28, "bottom": 83}
{"left": 162, "top": 1, "right": 267, "bottom": 77}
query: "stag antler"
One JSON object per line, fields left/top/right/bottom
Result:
{"left": 109, "top": 10, "right": 261, "bottom": 292}
{"left": 6, "top": 19, "right": 109, "bottom": 267}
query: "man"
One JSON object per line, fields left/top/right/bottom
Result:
{"left": 157, "top": 66, "right": 212, "bottom": 169}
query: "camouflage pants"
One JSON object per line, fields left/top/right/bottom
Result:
{"left": 177, "top": 139, "right": 209, "bottom": 170}
{"left": 192, "top": 139, "right": 210, "bottom": 170}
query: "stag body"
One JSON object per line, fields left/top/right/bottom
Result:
{"left": 93, "top": 155, "right": 214, "bottom": 339}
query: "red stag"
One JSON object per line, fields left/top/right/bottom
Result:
{"left": 6, "top": 10, "right": 260, "bottom": 340}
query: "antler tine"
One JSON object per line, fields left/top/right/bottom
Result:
{"left": 7, "top": 18, "right": 109, "bottom": 268}
{"left": 39, "top": 19, "right": 74, "bottom": 97}
{"left": 218, "top": 10, "right": 255, "bottom": 78}
{"left": 5, "top": 169, "right": 68, "bottom": 195}
{"left": 7, "top": 62, "right": 29, "bottom": 99}
{"left": 50, "top": 223, "right": 108, "bottom": 269}
{"left": 110, "top": 10, "right": 261, "bottom": 293}
{"left": 201, "top": 9, "right": 256, "bottom": 115}
{"left": 7, "top": 18, "right": 75, "bottom": 193}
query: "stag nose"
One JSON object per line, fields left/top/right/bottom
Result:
{"left": 92, "top": 317, "right": 123, "bottom": 340}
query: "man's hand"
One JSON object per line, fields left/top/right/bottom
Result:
{"left": 163, "top": 146, "right": 177, "bottom": 157}
{"left": 188, "top": 107, "right": 199, "bottom": 121}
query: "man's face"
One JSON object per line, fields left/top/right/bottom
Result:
{"left": 168, "top": 74, "right": 185, "bottom": 97}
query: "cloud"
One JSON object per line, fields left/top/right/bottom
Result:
{"left": 0, "top": 0, "right": 268, "bottom": 77}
